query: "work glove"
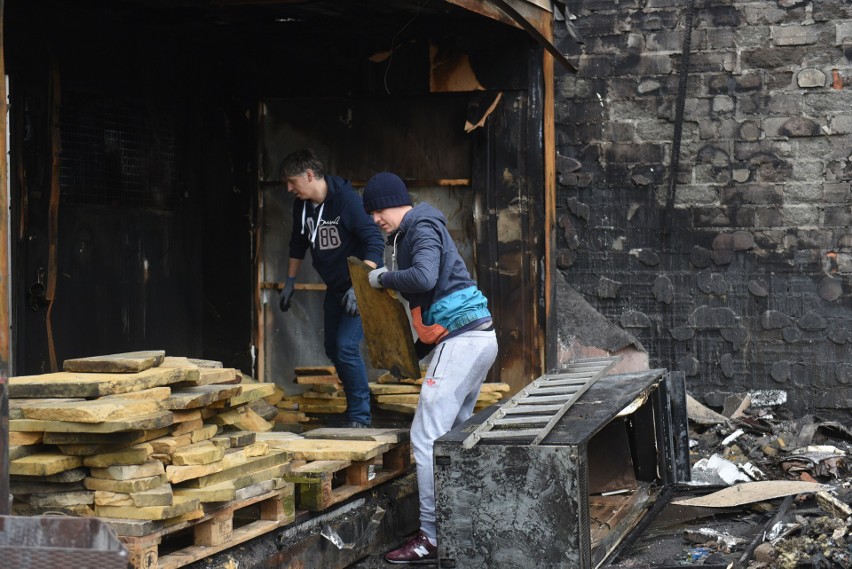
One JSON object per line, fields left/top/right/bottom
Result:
{"left": 368, "top": 266, "right": 389, "bottom": 289}
{"left": 341, "top": 287, "right": 359, "bottom": 317}
{"left": 279, "top": 276, "right": 296, "bottom": 312}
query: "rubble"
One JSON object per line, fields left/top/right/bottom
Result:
{"left": 673, "top": 392, "right": 852, "bottom": 568}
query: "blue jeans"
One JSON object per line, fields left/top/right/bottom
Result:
{"left": 324, "top": 291, "right": 371, "bottom": 425}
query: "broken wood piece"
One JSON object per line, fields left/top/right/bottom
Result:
{"left": 815, "top": 490, "right": 852, "bottom": 518}
{"left": 686, "top": 394, "right": 730, "bottom": 425}
{"left": 63, "top": 350, "right": 166, "bottom": 373}
{"left": 722, "top": 392, "right": 752, "bottom": 419}
{"left": 671, "top": 481, "right": 828, "bottom": 508}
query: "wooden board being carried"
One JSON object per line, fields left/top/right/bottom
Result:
{"left": 348, "top": 257, "right": 419, "bottom": 379}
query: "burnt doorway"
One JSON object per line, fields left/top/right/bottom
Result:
{"left": 12, "top": 89, "right": 203, "bottom": 374}
{"left": 6, "top": 0, "right": 255, "bottom": 375}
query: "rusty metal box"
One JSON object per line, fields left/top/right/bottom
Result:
{"left": 434, "top": 367, "right": 688, "bottom": 569}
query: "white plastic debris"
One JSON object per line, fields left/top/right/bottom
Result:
{"left": 766, "top": 521, "right": 800, "bottom": 543}
{"left": 321, "top": 525, "right": 346, "bottom": 550}
{"left": 690, "top": 527, "right": 746, "bottom": 549}
{"left": 748, "top": 389, "right": 787, "bottom": 407}
{"left": 690, "top": 454, "right": 752, "bottom": 486}
{"left": 721, "top": 428, "right": 744, "bottom": 446}
{"left": 738, "top": 462, "right": 766, "bottom": 481}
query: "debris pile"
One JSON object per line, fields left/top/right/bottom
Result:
{"left": 679, "top": 391, "right": 852, "bottom": 568}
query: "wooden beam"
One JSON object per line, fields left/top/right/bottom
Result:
{"left": 543, "top": 24, "right": 557, "bottom": 374}
{"left": 0, "top": 0, "right": 9, "bottom": 516}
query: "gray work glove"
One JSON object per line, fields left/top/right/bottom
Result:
{"left": 368, "top": 267, "right": 389, "bottom": 289}
{"left": 341, "top": 287, "right": 359, "bottom": 317}
{"left": 279, "top": 276, "right": 296, "bottom": 312}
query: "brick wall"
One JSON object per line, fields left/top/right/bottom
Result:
{"left": 555, "top": 0, "right": 852, "bottom": 412}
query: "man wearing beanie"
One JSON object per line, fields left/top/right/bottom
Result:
{"left": 362, "top": 172, "right": 498, "bottom": 564}
{"left": 279, "top": 149, "right": 385, "bottom": 428}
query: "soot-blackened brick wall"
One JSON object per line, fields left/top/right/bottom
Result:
{"left": 555, "top": 0, "right": 852, "bottom": 413}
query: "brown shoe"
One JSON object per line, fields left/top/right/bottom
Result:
{"left": 384, "top": 530, "right": 437, "bottom": 564}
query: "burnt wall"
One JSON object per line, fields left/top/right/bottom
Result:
{"left": 555, "top": 0, "right": 852, "bottom": 413}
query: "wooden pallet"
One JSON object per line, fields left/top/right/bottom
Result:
{"left": 118, "top": 484, "right": 295, "bottom": 569}
{"left": 284, "top": 440, "right": 411, "bottom": 511}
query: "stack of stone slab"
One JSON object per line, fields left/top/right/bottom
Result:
{"left": 370, "top": 369, "right": 512, "bottom": 415}
{"left": 274, "top": 366, "right": 347, "bottom": 432}
{"left": 7, "top": 350, "right": 289, "bottom": 524}
{"left": 6, "top": 351, "right": 417, "bottom": 569}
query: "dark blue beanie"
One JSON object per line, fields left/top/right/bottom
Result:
{"left": 362, "top": 172, "right": 412, "bottom": 213}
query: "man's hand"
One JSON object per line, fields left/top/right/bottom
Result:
{"left": 341, "top": 287, "right": 359, "bottom": 316}
{"left": 368, "top": 267, "right": 389, "bottom": 289}
{"left": 279, "top": 276, "right": 296, "bottom": 312}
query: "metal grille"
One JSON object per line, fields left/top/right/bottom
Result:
{"left": 1, "top": 548, "right": 128, "bottom": 569}
{"left": 461, "top": 357, "right": 621, "bottom": 448}
{"left": 59, "top": 93, "right": 179, "bottom": 208}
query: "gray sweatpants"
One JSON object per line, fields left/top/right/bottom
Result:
{"left": 411, "top": 329, "right": 499, "bottom": 542}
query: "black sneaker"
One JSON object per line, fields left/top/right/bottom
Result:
{"left": 384, "top": 531, "right": 437, "bottom": 564}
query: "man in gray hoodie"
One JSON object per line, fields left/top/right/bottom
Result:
{"left": 362, "top": 172, "right": 498, "bottom": 564}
